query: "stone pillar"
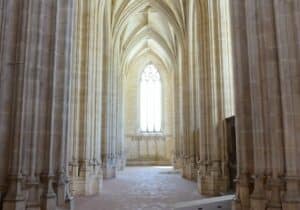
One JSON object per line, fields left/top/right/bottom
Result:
{"left": 173, "top": 48, "right": 184, "bottom": 170}
{"left": 101, "top": 0, "right": 125, "bottom": 179}
{"left": 3, "top": 176, "right": 25, "bottom": 210}
{"left": 2, "top": 1, "right": 27, "bottom": 209}
{"left": 40, "top": 175, "right": 56, "bottom": 210}
{"left": 196, "top": 0, "right": 212, "bottom": 190}
{"left": 0, "top": 0, "right": 74, "bottom": 208}
{"left": 267, "top": 178, "right": 283, "bottom": 210}
{"left": 250, "top": 176, "right": 267, "bottom": 210}
{"left": 181, "top": 0, "right": 196, "bottom": 182}
{"left": 234, "top": 174, "right": 251, "bottom": 210}
{"left": 231, "top": 0, "right": 300, "bottom": 210}
{"left": 195, "top": 0, "right": 233, "bottom": 195}
{"left": 274, "top": 1, "right": 300, "bottom": 210}
{"left": 69, "top": 0, "right": 104, "bottom": 195}
{"left": 230, "top": 0, "right": 254, "bottom": 209}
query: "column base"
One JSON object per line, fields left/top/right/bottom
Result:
{"left": 70, "top": 161, "right": 103, "bottom": 196}
{"left": 57, "top": 184, "right": 66, "bottom": 206}
{"left": 268, "top": 206, "right": 282, "bottom": 210}
{"left": 250, "top": 198, "right": 267, "bottom": 210}
{"left": 72, "top": 173, "right": 102, "bottom": 196}
{"left": 266, "top": 178, "right": 283, "bottom": 210}
{"left": 66, "top": 198, "right": 74, "bottom": 210}
{"left": 283, "top": 202, "right": 300, "bottom": 210}
{"left": 182, "top": 159, "right": 197, "bottom": 181}
{"left": 237, "top": 174, "right": 251, "bottom": 210}
{"left": 173, "top": 156, "right": 183, "bottom": 169}
{"left": 282, "top": 177, "right": 300, "bottom": 210}
{"left": 3, "top": 175, "right": 26, "bottom": 210}
{"left": 103, "top": 165, "right": 117, "bottom": 179}
{"left": 250, "top": 175, "right": 267, "bottom": 210}
{"left": 57, "top": 182, "right": 74, "bottom": 208}
{"left": 56, "top": 197, "right": 74, "bottom": 210}
{"left": 40, "top": 174, "right": 57, "bottom": 210}
{"left": 3, "top": 200, "right": 25, "bottom": 210}
{"left": 41, "top": 195, "right": 56, "bottom": 210}
{"left": 232, "top": 197, "right": 243, "bottom": 210}
{"left": 117, "top": 158, "right": 126, "bottom": 171}
{"left": 198, "top": 174, "right": 229, "bottom": 196}
{"left": 25, "top": 181, "right": 40, "bottom": 210}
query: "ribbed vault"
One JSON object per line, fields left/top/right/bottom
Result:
{"left": 111, "top": 0, "right": 185, "bottom": 76}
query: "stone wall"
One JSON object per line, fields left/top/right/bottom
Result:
{"left": 125, "top": 134, "right": 173, "bottom": 166}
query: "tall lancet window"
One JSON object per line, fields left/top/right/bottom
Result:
{"left": 140, "top": 64, "right": 162, "bottom": 133}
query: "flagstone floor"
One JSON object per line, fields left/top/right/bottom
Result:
{"left": 74, "top": 166, "right": 204, "bottom": 210}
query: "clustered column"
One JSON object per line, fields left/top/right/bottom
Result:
{"left": 231, "top": 0, "right": 300, "bottom": 210}
{"left": 68, "top": 0, "right": 104, "bottom": 195}
{"left": 176, "top": 0, "right": 235, "bottom": 196}
{"left": 0, "top": 0, "right": 74, "bottom": 209}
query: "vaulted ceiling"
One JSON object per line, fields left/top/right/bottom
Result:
{"left": 111, "top": 0, "right": 186, "bottom": 76}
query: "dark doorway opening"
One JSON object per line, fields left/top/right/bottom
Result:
{"left": 226, "top": 116, "right": 237, "bottom": 191}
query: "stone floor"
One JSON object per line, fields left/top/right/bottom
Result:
{"left": 74, "top": 166, "right": 204, "bottom": 210}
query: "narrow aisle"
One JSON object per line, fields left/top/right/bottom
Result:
{"left": 75, "top": 166, "right": 204, "bottom": 210}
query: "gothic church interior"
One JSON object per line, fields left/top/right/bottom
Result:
{"left": 0, "top": 0, "right": 299, "bottom": 210}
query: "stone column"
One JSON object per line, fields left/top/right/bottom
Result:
{"left": 38, "top": 0, "right": 74, "bottom": 208}
{"left": 182, "top": 0, "right": 196, "bottom": 181}
{"left": 230, "top": 0, "right": 254, "bottom": 209}
{"left": 2, "top": 1, "right": 28, "bottom": 209}
{"left": 1, "top": 0, "right": 75, "bottom": 209}
{"left": 196, "top": 0, "right": 211, "bottom": 194}
{"left": 101, "top": 0, "right": 117, "bottom": 179}
{"left": 0, "top": 0, "right": 10, "bottom": 198}
{"left": 25, "top": 2, "right": 44, "bottom": 209}
{"left": 245, "top": 0, "right": 269, "bottom": 208}
{"left": 69, "top": 0, "right": 103, "bottom": 195}
{"left": 116, "top": 75, "right": 126, "bottom": 171}
{"left": 55, "top": 0, "right": 74, "bottom": 208}
{"left": 173, "top": 48, "right": 184, "bottom": 170}
{"left": 231, "top": 1, "right": 300, "bottom": 210}
{"left": 274, "top": 1, "right": 300, "bottom": 210}
{"left": 196, "top": 0, "right": 232, "bottom": 196}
